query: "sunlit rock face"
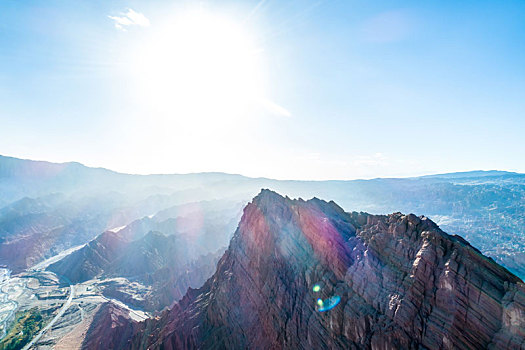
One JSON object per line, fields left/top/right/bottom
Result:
{"left": 101, "top": 189, "right": 525, "bottom": 349}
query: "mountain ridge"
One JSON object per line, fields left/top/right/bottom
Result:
{"left": 93, "top": 189, "right": 524, "bottom": 349}
{"left": 1, "top": 154, "right": 524, "bottom": 285}
{"left": 1, "top": 154, "right": 521, "bottom": 181}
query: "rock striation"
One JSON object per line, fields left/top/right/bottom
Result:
{"left": 96, "top": 189, "right": 525, "bottom": 349}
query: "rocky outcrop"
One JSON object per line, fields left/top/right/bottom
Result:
{"left": 49, "top": 230, "right": 223, "bottom": 311}
{"left": 81, "top": 303, "right": 136, "bottom": 350}
{"left": 49, "top": 230, "right": 130, "bottom": 282}
{"left": 91, "top": 190, "right": 525, "bottom": 349}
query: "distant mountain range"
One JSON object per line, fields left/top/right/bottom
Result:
{"left": 419, "top": 170, "right": 521, "bottom": 179}
{"left": 1, "top": 154, "right": 523, "bottom": 279}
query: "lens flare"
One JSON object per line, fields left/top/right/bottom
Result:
{"left": 313, "top": 284, "right": 321, "bottom": 292}
{"left": 317, "top": 295, "right": 341, "bottom": 312}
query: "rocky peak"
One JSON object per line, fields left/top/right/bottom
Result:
{"left": 100, "top": 190, "right": 525, "bottom": 350}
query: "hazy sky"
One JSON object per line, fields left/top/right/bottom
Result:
{"left": 1, "top": 0, "right": 524, "bottom": 180}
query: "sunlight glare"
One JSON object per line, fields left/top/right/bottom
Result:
{"left": 133, "top": 10, "right": 265, "bottom": 126}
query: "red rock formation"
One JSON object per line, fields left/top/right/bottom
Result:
{"left": 82, "top": 302, "right": 136, "bottom": 350}
{"left": 96, "top": 190, "right": 525, "bottom": 349}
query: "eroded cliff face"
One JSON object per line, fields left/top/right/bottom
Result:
{"left": 97, "top": 189, "right": 525, "bottom": 349}
{"left": 82, "top": 302, "right": 137, "bottom": 350}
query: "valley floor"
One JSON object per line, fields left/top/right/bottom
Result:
{"left": 0, "top": 248, "right": 150, "bottom": 350}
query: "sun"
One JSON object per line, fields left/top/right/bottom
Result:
{"left": 120, "top": 8, "right": 287, "bottom": 175}
{"left": 132, "top": 10, "right": 265, "bottom": 125}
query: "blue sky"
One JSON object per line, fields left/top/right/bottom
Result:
{"left": 0, "top": 0, "right": 524, "bottom": 179}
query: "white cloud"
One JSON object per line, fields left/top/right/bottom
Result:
{"left": 109, "top": 9, "right": 150, "bottom": 31}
